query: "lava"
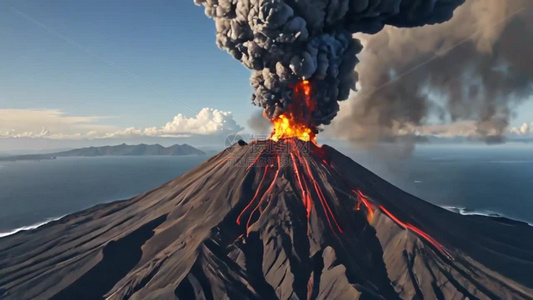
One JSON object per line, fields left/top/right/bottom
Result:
{"left": 379, "top": 205, "right": 453, "bottom": 260}
{"left": 237, "top": 139, "right": 343, "bottom": 234}
{"left": 270, "top": 80, "right": 317, "bottom": 144}
{"left": 236, "top": 165, "right": 270, "bottom": 226}
{"left": 246, "top": 157, "right": 281, "bottom": 231}
{"left": 239, "top": 145, "right": 452, "bottom": 259}
{"left": 238, "top": 80, "right": 344, "bottom": 233}
{"left": 243, "top": 79, "right": 449, "bottom": 255}
{"left": 353, "top": 189, "right": 375, "bottom": 223}
{"left": 351, "top": 189, "right": 452, "bottom": 259}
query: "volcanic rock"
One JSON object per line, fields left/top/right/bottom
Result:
{"left": 1, "top": 140, "right": 532, "bottom": 299}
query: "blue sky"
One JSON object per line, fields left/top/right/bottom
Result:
{"left": 1, "top": 0, "right": 532, "bottom": 152}
{"left": 1, "top": 0, "right": 255, "bottom": 129}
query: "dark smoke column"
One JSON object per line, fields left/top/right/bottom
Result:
{"left": 194, "top": 0, "right": 465, "bottom": 127}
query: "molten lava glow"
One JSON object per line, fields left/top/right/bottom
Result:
{"left": 237, "top": 139, "right": 343, "bottom": 234}
{"left": 270, "top": 80, "right": 317, "bottom": 144}
{"left": 353, "top": 190, "right": 375, "bottom": 223}
{"left": 378, "top": 205, "right": 453, "bottom": 260}
{"left": 270, "top": 115, "right": 316, "bottom": 143}
{"left": 240, "top": 153, "right": 450, "bottom": 258}
{"left": 352, "top": 190, "right": 452, "bottom": 259}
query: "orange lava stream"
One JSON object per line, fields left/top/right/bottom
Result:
{"left": 236, "top": 165, "right": 270, "bottom": 226}
{"left": 237, "top": 79, "right": 350, "bottom": 234}
{"left": 353, "top": 190, "right": 375, "bottom": 223}
{"left": 236, "top": 138, "right": 451, "bottom": 258}
{"left": 246, "top": 158, "right": 281, "bottom": 231}
{"left": 352, "top": 189, "right": 451, "bottom": 259}
{"left": 379, "top": 205, "right": 453, "bottom": 260}
{"left": 247, "top": 150, "right": 264, "bottom": 170}
{"left": 288, "top": 139, "right": 343, "bottom": 233}
{"left": 300, "top": 147, "right": 342, "bottom": 233}
{"left": 290, "top": 152, "right": 312, "bottom": 218}
{"left": 236, "top": 140, "right": 343, "bottom": 234}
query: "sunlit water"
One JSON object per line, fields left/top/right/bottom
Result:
{"left": 1, "top": 145, "right": 532, "bottom": 236}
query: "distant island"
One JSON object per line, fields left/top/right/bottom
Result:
{"left": 0, "top": 143, "right": 205, "bottom": 162}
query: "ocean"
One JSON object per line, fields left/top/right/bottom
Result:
{"left": 0, "top": 155, "right": 208, "bottom": 235}
{"left": 1, "top": 145, "right": 532, "bottom": 236}
{"left": 346, "top": 144, "right": 533, "bottom": 224}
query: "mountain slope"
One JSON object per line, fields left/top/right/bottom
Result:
{"left": 0, "top": 140, "right": 532, "bottom": 299}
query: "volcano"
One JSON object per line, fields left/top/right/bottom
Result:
{"left": 1, "top": 139, "right": 533, "bottom": 299}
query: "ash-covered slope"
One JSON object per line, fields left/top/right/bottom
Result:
{"left": 1, "top": 140, "right": 532, "bottom": 300}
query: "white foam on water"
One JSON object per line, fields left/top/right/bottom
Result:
{"left": 441, "top": 206, "right": 533, "bottom": 226}
{"left": 0, "top": 216, "right": 64, "bottom": 238}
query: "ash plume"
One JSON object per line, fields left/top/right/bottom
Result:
{"left": 329, "top": 0, "right": 533, "bottom": 145}
{"left": 194, "top": 0, "right": 465, "bottom": 128}
{"left": 247, "top": 110, "right": 272, "bottom": 135}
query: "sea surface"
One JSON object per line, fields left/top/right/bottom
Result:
{"left": 1, "top": 145, "right": 532, "bottom": 236}
{"left": 346, "top": 144, "right": 533, "bottom": 224}
{"left": 0, "top": 155, "right": 208, "bottom": 235}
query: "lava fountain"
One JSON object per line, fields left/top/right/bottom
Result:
{"left": 269, "top": 80, "right": 317, "bottom": 144}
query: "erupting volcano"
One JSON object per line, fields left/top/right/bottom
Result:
{"left": 263, "top": 79, "right": 453, "bottom": 262}
{"left": 2, "top": 0, "right": 533, "bottom": 299}
{"left": 2, "top": 137, "right": 533, "bottom": 299}
{"left": 3, "top": 76, "right": 533, "bottom": 300}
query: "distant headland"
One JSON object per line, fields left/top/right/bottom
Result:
{"left": 0, "top": 143, "right": 205, "bottom": 162}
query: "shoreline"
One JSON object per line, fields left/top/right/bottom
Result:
{"left": 0, "top": 216, "right": 65, "bottom": 238}
{"left": 442, "top": 205, "right": 533, "bottom": 226}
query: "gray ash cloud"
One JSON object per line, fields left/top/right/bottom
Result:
{"left": 329, "top": 0, "right": 533, "bottom": 145}
{"left": 194, "top": 0, "right": 465, "bottom": 127}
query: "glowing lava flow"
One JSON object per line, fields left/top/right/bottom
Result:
{"left": 237, "top": 139, "right": 343, "bottom": 234}
{"left": 295, "top": 140, "right": 342, "bottom": 233}
{"left": 237, "top": 79, "right": 344, "bottom": 233}
{"left": 238, "top": 78, "right": 452, "bottom": 259}
{"left": 352, "top": 190, "right": 452, "bottom": 259}
{"left": 353, "top": 190, "right": 375, "bottom": 223}
{"left": 379, "top": 205, "right": 453, "bottom": 259}
{"left": 236, "top": 165, "right": 270, "bottom": 226}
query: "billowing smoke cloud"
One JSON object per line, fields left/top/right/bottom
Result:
{"left": 194, "top": 0, "right": 465, "bottom": 129}
{"left": 329, "top": 0, "right": 533, "bottom": 145}
{"left": 247, "top": 110, "right": 272, "bottom": 136}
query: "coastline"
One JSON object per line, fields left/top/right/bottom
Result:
{"left": 0, "top": 216, "right": 64, "bottom": 238}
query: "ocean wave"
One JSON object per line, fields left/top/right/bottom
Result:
{"left": 0, "top": 216, "right": 64, "bottom": 238}
{"left": 441, "top": 206, "right": 533, "bottom": 226}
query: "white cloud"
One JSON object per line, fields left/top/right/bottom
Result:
{"left": 0, "top": 108, "right": 243, "bottom": 140}
{"left": 509, "top": 122, "right": 533, "bottom": 136}
{"left": 0, "top": 109, "right": 115, "bottom": 139}
{"left": 142, "top": 108, "right": 243, "bottom": 137}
